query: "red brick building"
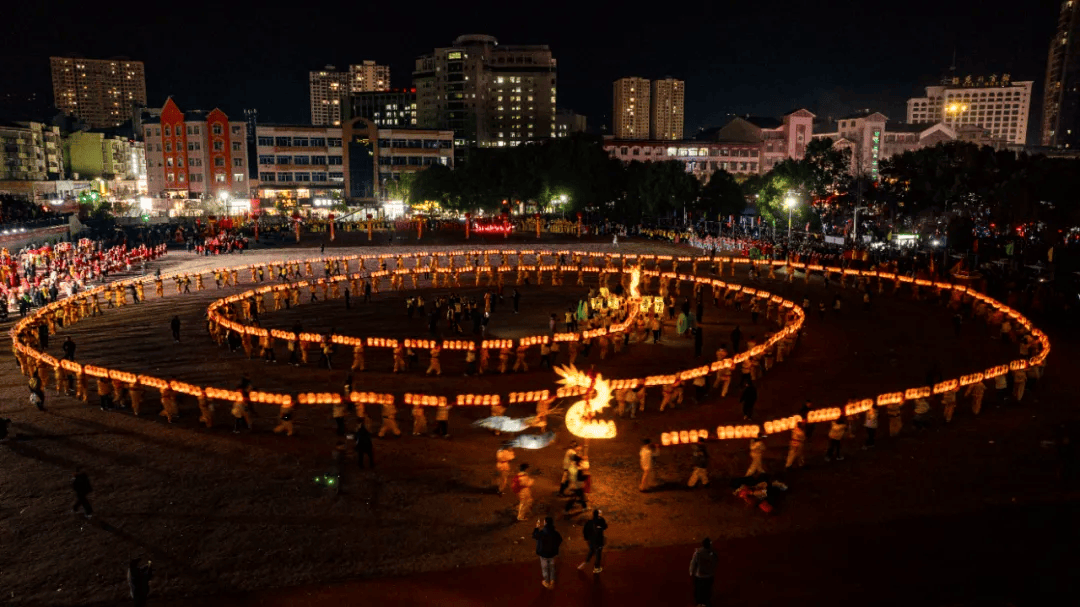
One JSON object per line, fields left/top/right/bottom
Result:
{"left": 142, "top": 98, "right": 250, "bottom": 205}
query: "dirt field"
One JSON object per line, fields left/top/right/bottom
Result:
{"left": 0, "top": 238, "right": 1074, "bottom": 606}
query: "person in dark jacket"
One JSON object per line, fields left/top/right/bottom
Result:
{"left": 170, "top": 316, "right": 181, "bottom": 342}
{"left": 690, "top": 537, "right": 719, "bottom": 607}
{"left": 532, "top": 516, "right": 562, "bottom": 588}
{"left": 127, "top": 558, "right": 153, "bottom": 606}
{"left": 577, "top": 509, "right": 608, "bottom": 573}
{"left": 739, "top": 378, "right": 757, "bottom": 420}
{"left": 354, "top": 420, "right": 374, "bottom": 468}
{"left": 62, "top": 337, "right": 76, "bottom": 361}
{"left": 72, "top": 470, "right": 93, "bottom": 518}
{"left": 730, "top": 325, "right": 742, "bottom": 353}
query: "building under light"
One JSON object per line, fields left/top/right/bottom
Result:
{"left": 906, "top": 75, "right": 1032, "bottom": 146}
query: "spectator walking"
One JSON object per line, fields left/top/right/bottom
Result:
{"left": 62, "top": 336, "right": 76, "bottom": 361}
{"left": 532, "top": 517, "right": 563, "bottom": 589}
{"left": 689, "top": 538, "right": 718, "bottom": 607}
{"left": 739, "top": 378, "right": 757, "bottom": 420}
{"left": 639, "top": 438, "right": 657, "bottom": 491}
{"left": 170, "top": 315, "right": 181, "bottom": 342}
{"left": 578, "top": 509, "right": 608, "bottom": 573}
{"left": 355, "top": 420, "right": 374, "bottom": 468}
{"left": 72, "top": 470, "right": 93, "bottom": 518}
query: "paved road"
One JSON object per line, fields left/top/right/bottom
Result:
{"left": 161, "top": 498, "right": 1078, "bottom": 607}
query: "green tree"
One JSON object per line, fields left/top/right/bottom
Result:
{"left": 696, "top": 169, "right": 746, "bottom": 220}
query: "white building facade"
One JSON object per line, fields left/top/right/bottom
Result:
{"left": 906, "top": 76, "right": 1032, "bottom": 146}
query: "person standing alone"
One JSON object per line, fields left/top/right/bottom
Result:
{"left": 689, "top": 537, "right": 719, "bottom": 607}
{"left": 578, "top": 509, "right": 608, "bottom": 574}
{"left": 72, "top": 469, "right": 93, "bottom": 518}
{"left": 532, "top": 516, "right": 563, "bottom": 589}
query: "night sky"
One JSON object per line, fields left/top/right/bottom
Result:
{"left": 2, "top": 0, "right": 1061, "bottom": 139}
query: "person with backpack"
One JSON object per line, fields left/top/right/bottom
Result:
{"left": 513, "top": 463, "right": 534, "bottom": 521}
{"left": 532, "top": 516, "right": 563, "bottom": 589}
{"left": 577, "top": 509, "right": 608, "bottom": 574}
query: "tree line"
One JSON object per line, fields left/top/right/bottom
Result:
{"left": 404, "top": 133, "right": 1080, "bottom": 241}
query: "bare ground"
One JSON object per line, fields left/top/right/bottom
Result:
{"left": 0, "top": 239, "right": 1074, "bottom": 606}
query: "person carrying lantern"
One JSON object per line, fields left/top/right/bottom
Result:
{"left": 495, "top": 444, "right": 516, "bottom": 494}
{"left": 745, "top": 435, "right": 767, "bottom": 477}
{"left": 426, "top": 343, "right": 442, "bottom": 376}
{"left": 378, "top": 399, "right": 400, "bottom": 437}
{"left": 965, "top": 379, "right": 986, "bottom": 415}
{"left": 411, "top": 402, "right": 428, "bottom": 436}
{"left": 513, "top": 463, "right": 534, "bottom": 521}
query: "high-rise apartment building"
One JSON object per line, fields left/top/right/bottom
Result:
{"left": 650, "top": 78, "right": 685, "bottom": 140}
{"left": 1041, "top": 0, "right": 1080, "bottom": 148}
{"left": 50, "top": 56, "right": 146, "bottom": 129}
{"left": 906, "top": 75, "right": 1032, "bottom": 146}
{"left": 310, "top": 62, "right": 391, "bottom": 126}
{"left": 413, "top": 35, "right": 557, "bottom": 148}
{"left": 612, "top": 78, "right": 651, "bottom": 139}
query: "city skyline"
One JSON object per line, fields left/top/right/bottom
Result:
{"left": 1, "top": 0, "right": 1060, "bottom": 141}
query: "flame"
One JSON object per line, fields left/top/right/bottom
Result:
{"left": 554, "top": 364, "right": 616, "bottom": 439}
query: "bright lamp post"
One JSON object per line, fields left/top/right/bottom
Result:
{"left": 784, "top": 194, "right": 797, "bottom": 243}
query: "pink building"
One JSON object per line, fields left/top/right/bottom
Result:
{"left": 602, "top": 109, "right": 814, "bottom": 180}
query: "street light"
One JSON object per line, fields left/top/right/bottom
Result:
{"left": 945, "top": 102, "right": 968, "bottom": 123}
{"left": 784, "top": 194, "right": 797, "bottom": 243}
